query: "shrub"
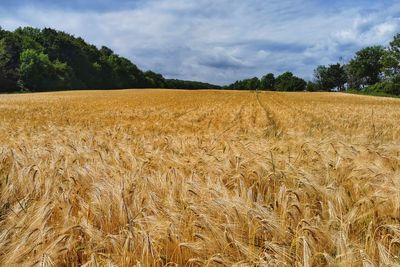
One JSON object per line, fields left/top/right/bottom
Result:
{"left": 365, "top": 78, "right": 400, "bottom": 96}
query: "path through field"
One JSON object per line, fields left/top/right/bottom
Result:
{"left": 0, "top": 90, "right": 400, "bottom": 266}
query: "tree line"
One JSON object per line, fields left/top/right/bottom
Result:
{"left": 1, "top": 26, "right": 400, "bottom": 95}
{"left": 0, "top": 26, "right": 220, "bottom": 92}
{"left": 227, "top": 34, "right": 400, "bottom": 95}
{"left": 226, "top": 72, "right": 307, "bottom": 91}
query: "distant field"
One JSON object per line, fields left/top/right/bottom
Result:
{"left": 1, "top": 89, "right": 400, "bottom": 266}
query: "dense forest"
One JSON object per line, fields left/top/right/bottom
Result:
{"left": 1, "top": 26, "right": 400, "bottom": 95}
{"left": 227, "top": 34, "right": 400, "bottom": 96}
{"left": 0, "top": 26, "right": 220, "bottom": 92}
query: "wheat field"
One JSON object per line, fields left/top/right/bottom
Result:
{"left": 0, "top": 89, "right": 399, "bottom": 266}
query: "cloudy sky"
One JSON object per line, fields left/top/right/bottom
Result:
{"left": 1, "top": 0, "right": 399, "bottom": 85}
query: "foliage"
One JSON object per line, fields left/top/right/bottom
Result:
{"left": 0, "top": 27, "right": 219, "bottom": 92}
{"left": 306, "top": 81, "right": 319, "bottom": 92}
{"left": 313, "top": 63, "right": 347, "bottom": 91}
{"left": 165, "top": 79, "right": 221, "bottom": 89}
{"left": 145, "top": 71, "right": 167, "bottom": 88}
{"left": 260, "top": 73, "right": 275, "bottom": 90}
{"left": 227, "top": 72, "right": 306, "bottom": 92}
{"left": 364, "top": 75, "right": 400, "bottom": 96}
{"left": 346, "top": 46, "right": 385, "bottom": 89}
{"left": 19, "top": 49, "right": 73, "bottom": 91}
{"left": 226, "top": 77, "right": 260, "bottom": 90}
{"left": 0, "top": 32, "right": 22, "bottom": 91}
{"left": 381, "top": 33, "right": 400, "bottom": 78}
{"left": 275, "top": 72, "right": 306, "bottom": 91}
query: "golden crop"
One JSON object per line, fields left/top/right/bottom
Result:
{"left": 0, "top": 89, "right": 400, "bottom": 266}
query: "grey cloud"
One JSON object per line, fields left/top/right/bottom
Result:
{"left": 196, "top": 48, "right": 250, "bottom": 69}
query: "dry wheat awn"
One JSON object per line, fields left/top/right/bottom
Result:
{"left": 0, "top": 89, "right": 399, "bottom": 266}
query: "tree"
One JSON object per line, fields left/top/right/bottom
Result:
{"left": 260, "top": 73, "right": 275, "bottom": 90}
{"left": 39, "top": 28, "right": 94, "bottom": 88}
{"left": 100, "top": 46, "right": 114, "bottom": 57}
{"left": 381, "top": 34, "right": 400, "bottom": 78}
{"left": 226, "top": 77, "right": 260, "bottom": 90}
{"left": 226, "top": 80, "right": 241, "bottom": 90}
{"left": 106, "top": 54, "right": 147, "bottom": 88}
{"left": 246, "top": 77, "right": 260, "bottom": 90}
{"left": 145, "top": 71, "right": 167, "bottom": 88}
{"left": 19, "top": 49, "right": 72, "bottom": 91}
{"left": 313, "top": 65, "right": 329, "bottom": 90}
{"left": 0, "top": 26, "right": 225, "bottom": 92}
{"left": 347, "top": 46, "right": 385, "bottom": 89}
{"left": 165, "top": 79, "right": 220, "bottom": 89}
{"left": 314, "top": 63, "right": 347, "bottom": 91}
{"left": 275, "top": 72, "right": 306, "bottom": 91}
{"left": 0, "top": 32, "right": 23, "bottom": 91}
{"left": 306, "top": 81, "right": 319, "bottom": 92}
{"left": 14, "top": 27, "right": 43, "bottom": 51}
{"left": 327, "top": 63, "right": 347, "bottom": 91}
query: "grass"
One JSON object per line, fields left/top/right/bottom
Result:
{"left": 0, "top": 89, "right": 400, "bottom": 266}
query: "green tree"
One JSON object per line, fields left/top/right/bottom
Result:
{"left": 19, "top": 49, "right": 72, "bottom": 91}
{"left": 106, "top": 55, "right": 147, "bottom": 88}
{"left": 246, "top": 77, "right": 260, "bottom": 90}
{"left": 0, "top": 33, "right": 23, "bottom": 91}
{"left": 314, "top": 63, "right": 347, "bottom": 91}
{"left": 0, "top": 26, "right": 220, "bottom": 92}
{"left": 347, "top": 46, "right": 385, "bottom": 89}
{"left": 145, "top": 71, "right": 167, "bottom": 88}
{"left": 381, "top": 34, "right": 400, "bottom": 78}
{"left": 260, "top": 73, "right": 275, "bottom": 90}
{"left": 313, "top": 65, "right": 329, "bottom": 90}
{"left": 275, "top": 72, "right": 306, "bottom": 91}
{"left": 327, "top": 63, "right": 347, "bottom": 91}
{"left": 306, "top": 81, "right": 319, "bottom": 92}
{"left": 165, "top": 79, "right": 220, "bottom": 89}
{"left": 226, "top": 77, "right": 260, "bottom": 90}
{"left": 39, "top": 28, "right": 94, "bottom": 88}
{"left": 100, "top": 46, "right": 114, "bottom": 57}
{"left": 14, "top": 27, "right": 43, "bottom": 51}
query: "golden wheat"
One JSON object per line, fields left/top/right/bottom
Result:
{"left": 0, "top": 89, "right": 400, "bottom": 266}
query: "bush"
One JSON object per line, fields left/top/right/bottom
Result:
{"left": 365, "top": 78, "right": 400, "bottom": 96}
